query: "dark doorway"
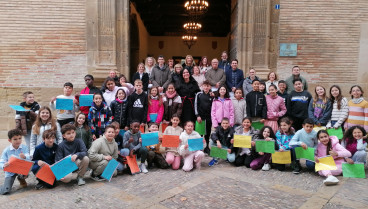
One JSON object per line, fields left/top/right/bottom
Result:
{"left": 129, "top": 14, "right": 140, "bottom": 82}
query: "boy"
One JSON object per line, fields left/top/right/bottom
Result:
{"left": 0, "top": 129, "right": 30, "bottom": 195}
{"left": 286, "top": 78, "right": 312, "bottom": 131}
{"left": 121, "top": 121, "right": 149, "bottom": 173}
{"left": 15, "top": 91, "right": 40, "bottom": 151}
{"left": 277, "top": 80, "right": 288, "bottom": 104}
{"left": 289, "top": 118, "right": 317, "bottom": 174}
{"left": 208, "top": 118, "right": 236, "bottom": 166}
{"left": 32, "top": 129, "right": 58, "bottom": 189}
{"left": 146, "top": 123, "right": 169, "bottom": 169}
{"left": 50, "top": 82, "right": 80, "bottom": 127}
{"left": 245, "top": 79, "right": 267, "bottom": 122}
{"left": 55, "top": 124, "right": 89, "bottom": 186}
{"left": 194, "top": 80, "right": 214, "bottom": 154}
{"left": 80, "top": 74, "right": 103, "bottom": 115}
{"left": 127, "top": 79, "right": 148, "bottom": 129}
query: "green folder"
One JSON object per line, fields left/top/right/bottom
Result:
{"left": 295, "top": 147, "right": 315, "bottom": 161}
{"left": 210, "top": 146, "right": 228, "bottom": 160}
{"left": 255, "top": 140, "right": 275, "bottom": 153}
{"left": 252, "top": 121, "right": 264, "bottom": 130}
{"left": 327, "top": 127, "right": 343, "bottom": 139}
{"left": 195, "top": 120, "right": 206, "bottom": 135}
{"left": 342, "top": 163, "right": 366, "bottom": 178}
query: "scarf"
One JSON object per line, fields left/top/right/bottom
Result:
{"left": 116, "top": 98, "right": 127, "bottom": 103}
{"left": 165, "top": 91, "right": 177, "bottom": 99}
{"left": 352, "top": 97, "right": 364, "bottom": 104}
{"left": 150, "top": 95, "right": 158, "bottom": 100}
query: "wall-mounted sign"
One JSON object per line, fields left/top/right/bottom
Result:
{"left": 280, "top": 43, "right": 297, "bottom": 57}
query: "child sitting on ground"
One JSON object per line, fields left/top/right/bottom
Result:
{"left": 146, "top": 123, "right": 169, "bottom": 169}
{"left": 164, "top": 114, "right": 183, "bottom": 170}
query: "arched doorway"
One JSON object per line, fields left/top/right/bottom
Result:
{"left": 129, "top": 14, "right": 140, "bottom": 82}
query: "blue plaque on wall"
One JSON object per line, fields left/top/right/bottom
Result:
{"left": 280, "top": 43, "right": 297, "bottom": 56}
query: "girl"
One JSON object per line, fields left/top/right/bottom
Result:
{"left": 326, "top": 85, "right": 348, "bottom": 130}
{"left": 119, "top": 74, "right": 134, "bottom": 96}
{"left": 315, "top": 130, "right": 351, "bottom": 185}
{"left": 74, "top": 112, "right": 93, "bottom": 149}
{"left": 211, "top": 85, "right": 234, "bottom": 128}
{"left": 88, "top": 93, "right": 113, "bottom": 140}
{"left": 265, "top": 71, "right": 279, "bottom": 93}
{"left": 132, "top": 63, "right": 149, "bottom": 92}
{"left": 264, "top": 84, "right": 287, "bottom": 133}
{"left": 192, "top": 65, "right": 205, "bottom": 89}
{"left": 110, "top": 88, "right": 129, "bottom": 130}
{"left": 274, "top": 117, "right": 295, "bottom": 171}
{"left": 341, "top": 126, "right": 367, "bottom": 164}
{"left": 147, "top": 87, "right": 164, "bottom": 124}
{"left": 250, "top": 126, "right": 278, "bottom": 171}
{"left": 30, "top": 106, "right": 63, "bottom": 156}
{"left": 199, "top": 56, "right": 211, "bottom": 75}
{"left": 231, "top": 88, "right": 247, "bottom": 129}
{"left": 234, "top": 117, "right": 258, "bottom": 167}
{"left": 344, "top": 85, "right": 368, "bottom": 131}
{"left": 308, "top": 85, "right": 332, "bottom": 126}
{"left": 163, "top": 83, "right": 182, "bottom": 123}
{"left": 179, "top": 121, "right": 206, "bottom": 172}
{"left": 103, "top": 77, "right": 119, "bottom": 106}
{"left": 259, "top": 81, "right": 267, "bottom": 95}
{"left": 164, "top": 115, "right": 183, "bottom": 170}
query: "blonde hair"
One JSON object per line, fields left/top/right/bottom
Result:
{"left": 185, "top": 55, "right": 195, "bottom": 66}
{"left": 145, "top": 57, "right": 156, "bottom": 67}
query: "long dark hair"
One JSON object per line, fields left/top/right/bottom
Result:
{"left": 343, "top": 125, "right": 367, "bottom": 144}
{"left": 257, "top": 126, "right": 276, "bottom": 140}
{"left": 317, "top": 130, "right": 331, "bottom": 155}
{"left": 329, "top": 85, "right": 343, "bottom": 110}
{"left": 215, "top": 85, "right": 230, "bottom": 99}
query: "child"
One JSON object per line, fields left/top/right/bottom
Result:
{"left": 88, "top": 93, "right": 112, "bottom": 140}
{"left": 274, "top": 117, "right": 295, "bottom": 171}
{"left": 131, "top": 63, "right": 149, "bottom": 92}
{"left": 0, "top": 129, "right": 30, "bottom": 195}
{"left": 103, "top": 77, "right": 119, "bottom": 106}
{"left": 127, "top": 80, "right": 148, "bottom": 129}
{"left": 163, "top": 83, "right": 183, "bottom": 123}
{"left": 30, "top": 106, "right": 63, "bottom": 156}
{"left": 289, "top": 118, "right": 318, "bottom": 174}
{"left": 326, "top": 85, "right": 348, "bottom": 130}
{"left": 179, "top": 121, "right": 206, "bottom": 172}
{"left": 32, "top": 129, "right": 58, "bottom": 189}
{"left": 308, "top": 85, "right": 332, "bottom": 126}
{"left": 231, "top": 88, "right": 247, "bottom": 130}
{"left": 55, "top": 124, "right": 89, "bottom": 185}
{"left": 246, "top": 79, "right": 267, "bottom": 124}
{"left": 119, "top": 74, "right": 134, "bottom": 96}
{"left": 259, "top": 81, "right": 267, "bottom": 95}
{"left": 146, "top": 123, "right": 169, "bottom": 169}
{"left": 74, "top": 112, "right": 93, "bottom": 149}
{"left": 50, "top": 82, "right": 80, "bottom": 127}
{"left": 80, "top": 74, "right": 103, "bottom": 115}
{"left": 195, "top": 80, "right": 214, "bottom": 153}
{"left": 265, "top": 84, "right": 287, "bottom": 133}
{"left": 341, "top": 126, "right": 367, "bottom": 164}
{"left": 110, "top": 88, "right": 129, "bottom": 130}
{"left": 315, "top": 130, "right": 351, "bottom": 185}
{"left": 251, "top": 126, "right": 278, "bottom": 171}
{"left": 88, "top": 125, "right": 119, "bottom": 181}
{"left": 234, "top": 117, "right": 258, "bottom": 167}
{"left": 277, "top": 80, "right": 288, "bottom": 104}
{"left": 211, "top": 85, "right": 234, "bottom": 128}
{"left": 164, "top": 114, "right": 183, "bottom": 170}
{"left": 121, "top": 121, "right": 149, "bottom": 173}
{"left": 209, "top": 118, "right": 236, "bottom": 166}
{"left": 15, "top": 91, "right": 40, "bottom": 151}
{"left": 344, "top": 85, "right": 368, "bottom": 131}
{"left": 147, "top": 87, "right": 164, "bottom": 124}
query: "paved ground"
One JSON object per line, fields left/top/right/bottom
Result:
{"left": 0, "top": 139, "right": 367, "bottom": 209}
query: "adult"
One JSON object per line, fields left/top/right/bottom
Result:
{"left": 243, "top": 68, "right": 261, "bottom": 96}
{"left": 182, "top": 55, "right": 195, "bottom": 74}
{"left": 225, "top": 59, "right": 244, "bottom": 94}
{"left": 205, "top": 58, "right": 226, "bottom": 91}
{"left": 80, "top": 74, "right": 103, "bottom": 115}
{"left": 285, "top": 66, "right": 308, "bottom": 94}
{"left": 150, "top": 55, "right": 171, "bottom": 93}
{"left": 218, "top": 51, "right": 231, "bottom": 71}
{"left": 144, "top": 57, "right": 156, "bottom": 76}
{"left": 265, "top": 71, "right": 279, "bottom": 93}
{"left": 170, "top": 64, "right": 183, "bottom": 89}
{"left": 167, "top": 58, "right": 175, "bottom": 73}
{"left": 192, "top": 66, "right": 205, "bottom": 89}
{"left": 131, "top": 63, "right": 149, "bottom": 92}
{"left": 198, "top": 56, "right": 211, "bottom": 75}
{"left": 176, "top": 68, "right": 200, "bottom": 123}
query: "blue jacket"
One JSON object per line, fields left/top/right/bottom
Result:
{"left": 32, "top": 142, "right": 58, "bottom": 173}
{"left": 225, "top": 69, "right": 244, "bottom": 91}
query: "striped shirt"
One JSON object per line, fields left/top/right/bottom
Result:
{"left": 326, "top": 97, "right": 349, "bottom": 128}
{"left": 344, "top": 99, "right": 368, "bottom": 131}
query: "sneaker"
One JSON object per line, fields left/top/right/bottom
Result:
{"left": 293, "top": 162, "right": 301, "bottom": 174}
{"left": 35, "top": 182, "right": 44, "bottom": 190}
{"left": 262, "top": 163, "right": 271, "bottom": 171}
{"left": 140, "top": 164, "right": 148, "bottom": 174}
{"left": 208, "top": 158, "right": 218, "bottom": 167}
{"left": 84, "top": 169, "right": 93, "bottom": 178}
{"left": 77, "top": 177, "right": 86, "bottom": 186}
{"left": 91, "top": 174, "right": 105, "bottom": 182}
{"left": 323, "top": 175, "right": 339, "bottom": 186}
{"left": 17, "top": 177, "right": 27, "bottom": 188}
{"left": 204, "top": 147, "right": 210, "bottom": 155}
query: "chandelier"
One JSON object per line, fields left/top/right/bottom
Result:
{"left": 182, "top": 35, "right": 197, "bottom": 49}
{"left": 184, "top": 0, "right": 209, "bottom": 17}
{"left": 183, "top": 22, "right": 202, "bottom": 34}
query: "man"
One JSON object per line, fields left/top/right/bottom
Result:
{"left": 225, "top": 59, "right": 244, "bottom": 94}
{"left": 218, "top": 51, "right": 230, "bottom": 71}
{"left": 205, "top": 58, "right": 226, "bottom": 91}
{"left": 285, "top": 66, "right": 308, "bottom": 94}
{"left": 242, "top": 68, "right": 261, "bottom": 96}
{"left": 150, "top": 55, "right": 171, "bottom": 92}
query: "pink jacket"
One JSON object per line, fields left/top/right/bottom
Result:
{"left": 266, "top": 95, "right": 286, "bottom": 121}
{"left": 316, "top": 136, "right": 351, "bottom": 166}
{"left": 147, "top": 99, "right": 164, "bottom": 123}
{"left": 211, "top": 98, "right": 234, "bottom": 127}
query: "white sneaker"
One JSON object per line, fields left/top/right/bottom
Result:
{"left": 262, "top": 163, "right": 271, "bottom": 171}
{"left": 84, "top": 169, "right": 93, "bottom": 178}
{"left": 140, "top": 164, "right": 148, "bottom": 174}
{"left": 323, "top": 175, "right": 339, "bottom": 186}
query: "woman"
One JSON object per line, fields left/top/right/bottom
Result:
{"left": 145, "top": 57, "right": 156, "bottom": 89}
{"left": 171, "top": 64, "right": 183, "bottom": 88}
{"left": 192, "top": 66, "right": 205, "bottom": 89}
{"left": 199, "top": 56, "right": 211, "bottom": 75}
{"left": 265, "top": 71, "right": 279, "bottom": 93}
{"left": 182, "top": 55, "right": 195, "bottom": 74}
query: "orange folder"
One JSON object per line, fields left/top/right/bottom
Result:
{"left": 162, "top": 135, "right": 180, "bottom": 147}
{"left": 139, "top": 125, "right": 145, "bottom": 133}
{"left": 161, "top": 123, "right": 168, "bottom": 133}
{"left": 35, "top": 164, "right": 56, "bottom": 185}
{"left": 126, "top": 155, "right": 140, "bottom": 174}
{"left": 4, "top": 156, "right": 34, "bottom": 175}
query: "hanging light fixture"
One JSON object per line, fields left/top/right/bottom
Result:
{"left": 183, "top": 22, "right": 202, "bottom": 34}
{"left": 182, "top": 35, "right": 197, "bottom": 49}
{"left": 184, "top": 0, "right": 209, "bottom": 17}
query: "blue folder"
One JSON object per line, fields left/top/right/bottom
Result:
{"left": 9, "top": 105, "right": 28, "bottom": 111}
{"left": 50, "top": 155, "right": 78, "bottom": 180}
{"left": 188, "top": 138, "right": 203, "bottom": 151}
{"left": 101, "top": 159, "right": 119, "bottom": 181}
{"left": 79, "top": 94, "right": 94, "bottom": 107}
{"left": 141, "top": 132, "right": 159, "bottom": 146}
{"left": 56, "top": 98, "right": 74, "bottom": 110}
{"left": 150, "top": 113, "right": 158, "bottom": 122}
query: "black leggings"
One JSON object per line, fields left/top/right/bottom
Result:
{"left": 234, "top": 154, "right": 254, "bottom": 168}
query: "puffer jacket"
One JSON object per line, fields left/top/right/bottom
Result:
{"left": 211, "top": 126, "right": 236, "bottom": 153}
{"left": 110, "top": 98, "right": 128, "bottom": 129}
{"left": 211, "top": 98, "right": 234, "bottom": 127}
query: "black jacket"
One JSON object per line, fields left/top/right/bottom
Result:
{"left": 132, "top": 72, "right": 149, "bottom": 92}
{"left": 194, "top": 91, "right": 213, "bottom": 121}
{"left": 246, "top": 91, "right": 267, "bottom": 119}
{"left": 211, "top": 126, "right": 236, "bottom": 153}
{"left": 110, "top": 99, "right": 129, "bottom": 129}
{"left": 127, "top": 91, "right": 148, "bottom": 124}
